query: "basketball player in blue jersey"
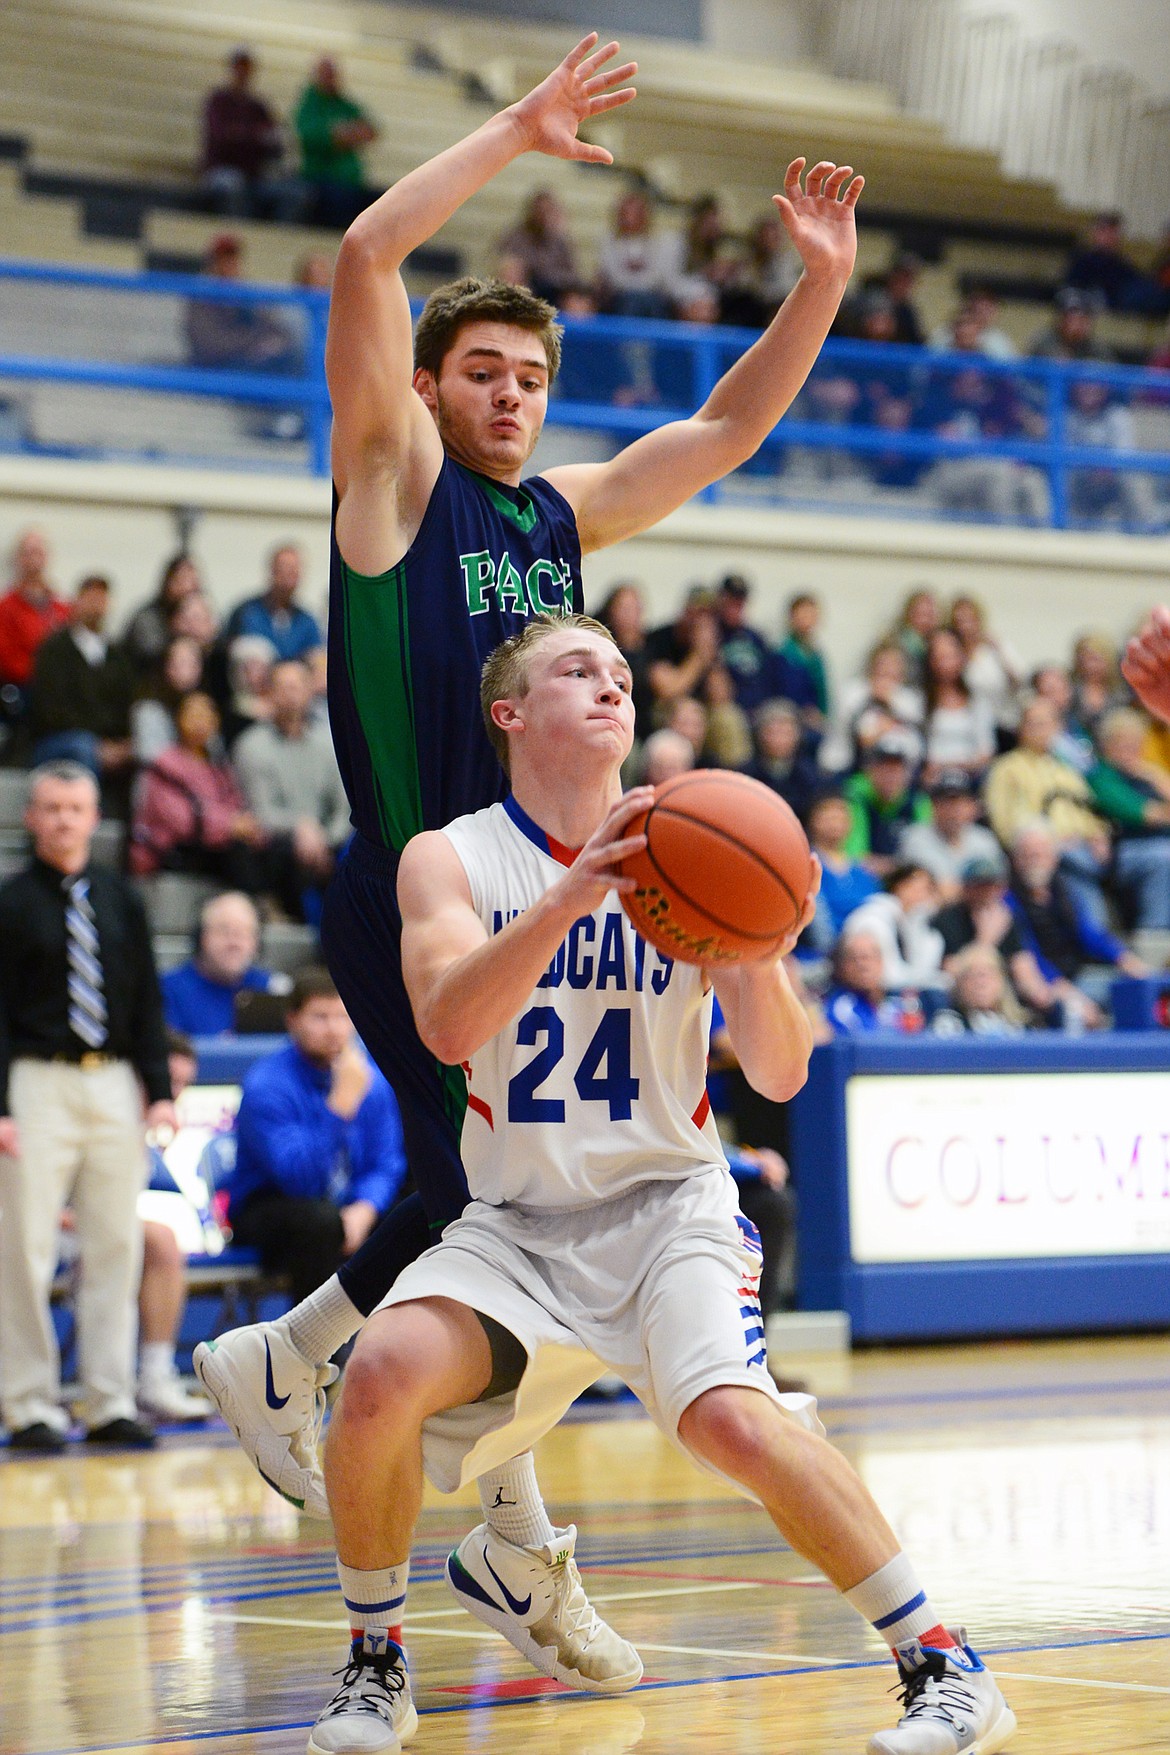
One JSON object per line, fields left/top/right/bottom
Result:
{"left": 304, "top": 614, "right": 1017, "bottom": 1755}
{"left": 195, "top": 28, "right": 865, "bottom": 1698}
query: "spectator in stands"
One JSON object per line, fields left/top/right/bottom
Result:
{"left": 168, "top": 591, "right": 228, "bottom": 706}
{"left": 1065, "top": 212, "right": 1158, "bottom": 314}
{"left": 0, "top": 527, "right": 69, "bottom": 709}
{"left": 1008, "top": 820, "right": 1145, "bottom": 1025}
{"left": 842, "top": 862, "right": 948, "bottom": 994}
{"left": 666, "top": 695, "right": 709, "bottom": 767}
{"left": 224, "top": 543, "right": 322, "bottom": 662}
{"left": 295, "top": 57, "right": 379, "bottom": 230}
{"left": 184, "top": 234, "right": 300, "bottom": 377}
{"left": 701, "top": 665, "right": 753, "bottom": 769}
{"left": 136, "top": 1029, "right": 216, "bottom": 1423}
{"left": 820, "top": 642, "right": 923, "bottom": 774}
{"left": 984, "top": 694, "right": 1112, "bottom": 927}
{"left": 823, "top": 929, "right": 918, "bottom": 1035}
{"left": 122, "top": 553, "right": 203, "bottom": 674}
{"left": 883, "top": 252, "right": 927, "bottom": 347}
{"left": 747, "top": 700, "right": 820, "bottom": 820}
{"left": 1065, "top": 378, "right": 1157, "bottom": 528}
{"left": 27, "top": 576, "right": 136, "bottom": 804}
{"left": 931, "top": 848, "right": 1058, "bottom": 1019}
{"left": 645, "top": 586, "right": 721, "bottom": 714}
{"left": 597, "top": 190, "right": 678, "bottom": 319}
{"left": 1086, "top": 707, "right": 1170, "bottom": 930}
{"left": 842, "top": 734, "right": 932, "bottom": 875}
{"left": 222, "top": 634, "right": 277, "bottom": 748}
{"left": 233, "top": 659, "right": 350, "bottom": 914}
{"left": 161, "top": 891, "right": 280, "bottom": 1037}
{"left": 920, "top": 626, "right": 995, "bottom": 786}
{"left": 921, "top": 327, "right": 1049, "bottom": 522}
{"left": 131, "top": 634, "right": 204, "bottom": 766}
{"left": 1031, "top": 662, "right": 1094, "bottom": 771}
{"left": 1069, "top": 631, "right": 1129, "bottom": 744}
{"left": 899, "top": 768, "right": 1004, "bottom": 902}
{"left": 200, "top": 47, "right": 301, "bottom": 222}
{"left": 848, "top": 290, "right": 924, "bottom": 491}
{"left": 714, "top": 573, "right": 776, "bottom": 711}
{"left": 229, "top": 968, "right": 406, "bottom": 1305}
{"left": 596, "top": 582, "right": 654, "bottom": 743}
{"left": 802, "top": 789, "right": 879, "bottom": 953}
{"left": 496, "top": 190, "right": 579, "bottom": 303}
{"left": 928, "top": 944, "right": 1026, "bottom": 1037}
{"left": 930, "top": 291, "right": 1016, "bottom": 360}
{"left": 668, "top": 194, "right": 737, "bottom": 315}
{"left": 719, "top": 210, "right": 800, "bottom": 328}
{"left": 1028, "top": 287, "right": 1112, "bottom": 363}
{"left": 0, "top": 761, "right": 174, "bottom": 1450}
{"left": 886, "top": 587, "right": 941, "bottom": 691}
{"left": 950, "top": 592, "right": 1023, "bottom": 746}
{"left": 774, "top": 591, "right": 830, "bottom": 731}
{"left": 131, "top": 691, "right": 299, "bottom": 913}
{"left": 641, "top": 727, "right": 695, "bottom": 786}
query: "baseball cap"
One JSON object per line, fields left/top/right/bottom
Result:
{"left": 961, "top": 850, "right": 1008, "bottom": 884}
{"left": 929, "top": 767, "right": 975, "bottom": 798}
{"left": 868, "top": 732, "right": 914, "bottom": 762}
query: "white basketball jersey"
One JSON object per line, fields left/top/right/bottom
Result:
{"left": 441, "top": 795, "right": 726, "bottom": 1208}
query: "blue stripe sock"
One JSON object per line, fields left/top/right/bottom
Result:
{"left": 338, "top": 1558, "right": 409, "bottom": 1644}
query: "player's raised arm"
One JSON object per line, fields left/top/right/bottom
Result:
{"left": 544, "top": 159, "right": 863, "bottom": 552}
{"left": 326, "top": 36, "right": 635, "bottom": 538}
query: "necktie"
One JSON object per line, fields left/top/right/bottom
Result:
{"left": 64, "top": 875, "right": 108, "bottom": 1050}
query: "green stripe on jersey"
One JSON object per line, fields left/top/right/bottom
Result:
{"left": 340, "top": 556, "right": 425, "bottom": 850}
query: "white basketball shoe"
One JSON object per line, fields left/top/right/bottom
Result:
{"left": 193, "top": 1322, "right": 336, "bottom": 1516}
{"left": 446, "top": 1521, "right": 643, "bottom": 1693}
{"left": 868, "top": 1630, "right": 1017, "bottom": 1755}
{"left": 307, "top": 1635, "right": 417, "bottom": 1755}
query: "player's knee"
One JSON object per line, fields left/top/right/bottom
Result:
{"left": 338, "top": 1322, "right": 433, "bottom": 1425}
{"left": 678, "top": 1386, "right": 783, "bottom": 1482}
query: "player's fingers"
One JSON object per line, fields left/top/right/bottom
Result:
{"left": 824, "top": 164, "right": 853, "bottom": 200}
{"left": 772, "top": 194, "right": 798, "bottom": 235}
{"left": 584, "top": 58, "right": 636, "bottom": 92}
{"left": 589, "top": 86, "right": 636, "bottom": 116}
{"left": 842, "top": 174, "right": 866, "bottom": 208}
{"left": 783, "top": 157, "right": 806, "bottom": 197}
{"left": 805, "top": 160, "right": 835, "bottom": 197}
{"left": 579, "top": 38, "right": 621, "bottom": 77}
{"left": 569, "top": 140, "right": 615, "bottom": 164}
{"left": 565, "top": 32, "right": 600, "bottom": 70}
{"left": 807, "top": 852, "right": 823, "bottom": 897}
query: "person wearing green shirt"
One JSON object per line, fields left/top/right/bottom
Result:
{"left": 1086, "top": 706, "right": 1170, "bottom": 928}
{"left": 774, "top": 591, "right": 830, "bottom": 725}
{"left": 295, "top": 57, "right": 379, "bottom": 228}
{"left": 842, "top": 735, "right": 931, "bottom": 873}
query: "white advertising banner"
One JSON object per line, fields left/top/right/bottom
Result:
{"left": 846, "top": 1071, "right": 1170, "bottom": 1263}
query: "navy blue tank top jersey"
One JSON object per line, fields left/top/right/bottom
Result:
{"left": 327, "top": 455, "right": 583, "bottom": 855}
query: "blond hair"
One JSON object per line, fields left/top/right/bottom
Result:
{"left": 481, "top": 613, "right": 618, "bottom": 775}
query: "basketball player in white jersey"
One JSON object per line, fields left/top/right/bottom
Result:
{"left": 305, "top": 614, "right": 1017, "bottom": 1755}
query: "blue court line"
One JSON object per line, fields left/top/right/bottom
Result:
{"left": 26, "top": 1628, "right": 1170, "bottom": 1755}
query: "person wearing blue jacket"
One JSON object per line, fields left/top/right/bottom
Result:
{"left": 229, "top": 967, "right": 407, "bottom": 1304}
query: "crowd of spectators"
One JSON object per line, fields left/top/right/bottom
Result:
{"left": 595, "top": 572, "right": 1170, "bottom": 1037}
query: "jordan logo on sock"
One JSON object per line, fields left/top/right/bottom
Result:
{"left": 490, "top": 1487, "right": 519, "bottom": 1508}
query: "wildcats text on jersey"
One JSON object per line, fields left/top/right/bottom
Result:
{"left": 492, "top": 906, "right": 674, "bottom": 994}
{"left": 460, "top": 550, "right": 576, "bottom": 618}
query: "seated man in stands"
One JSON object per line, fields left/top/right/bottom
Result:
{"left": 932, "top": 849, "right": 1062, "bottom": 1019}
{"left": 184, "top": 234, "right": 300, "bottom": 376}
{"left": 897, "top": 767, "right": 1004, "bottom": 903}
{"left": 200, "top": 46, "right": 302, "bottom": 222}
{"left": 842, "top": 734, "right": 931, "bottom": 877}
{"left": 161, "top": 891, "right": 282, "bottom": 1037}
{"left": 294, "top": 57, "right": 380, "bottom": 230}
{"left": 823, "top": 928, "right": 920, "bottom": 1035}
{"left": 224, "top": 543, "right": 322, "bottom": 663}
{"left": 27, "top": 574, "right": 136, "bottom": 805}
{"left": 0, "top": 527, "right": 69, "bottom": 715}
{"left": 1085, "top": 707, "right": 1170, "bottom": 930}
{"left": 228, "top": 969, "right": 407, "bottom": 1307}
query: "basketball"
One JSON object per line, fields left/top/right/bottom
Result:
{"left": 618, "top": 770, "right": 812, "bottom": 966}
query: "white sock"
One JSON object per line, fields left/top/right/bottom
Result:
{"left": 479, "top": 1452, "right": 558, "bottom": 1550}
{"left": 845, "top": 1553, "right": 957, "bottom": 1652}
{"left": 282, "top": 1277, "right": 364, "bottom": 1366}
{"left": 139, "top": 1341, "right": 175, "bottom": 1384}
{"left": 337, "top": 1558, "right": 408, "bottom": 1648}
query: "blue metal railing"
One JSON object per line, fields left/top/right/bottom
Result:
{"left": 1, "top": 257, "right": 1168, "bottom": 530}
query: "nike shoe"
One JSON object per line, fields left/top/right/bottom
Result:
{"left": 193, "top": 1323, "right": 336, "bottom": 1516}
{"left": 307, "top": 1634, "right": 417, "bottom": 1755}
{"left": 868, "top": 1629, "right": 1018, "bottom": 1755}
{"left": 446, "top": 1521, "right": 643, "bottom": 1693}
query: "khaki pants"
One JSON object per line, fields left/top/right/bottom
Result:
{"left": 0, "top": 1059, "right": 146, "bottom": 1432}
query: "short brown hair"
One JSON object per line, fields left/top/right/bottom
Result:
{"left": 480, "top": 613, "right": 618, "bottom": 775}
{"left": 414, "top": 277, "right": 562, "bottom": 383}
{"left": 287, "top": 966, "right": 340, "bottom": 1012}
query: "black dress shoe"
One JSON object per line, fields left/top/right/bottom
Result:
{"left": 8, "top": 1421, "right": 66, "bottom": 1452}
{"left": 85, "top": 1417, "right": 156, "bottom": 1449}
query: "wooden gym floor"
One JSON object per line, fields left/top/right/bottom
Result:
{"left": 2, "top": 1333, "right": 1169, "bottom": 1755}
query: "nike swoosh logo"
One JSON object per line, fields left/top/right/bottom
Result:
{"left": 482, "top": 1547, "right": 532, "bottom": 1616}
{"left": 264, "top": 1340, "right": 291, "bottom": 1410}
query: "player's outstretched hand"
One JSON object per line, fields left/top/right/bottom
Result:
{"left": 508, "top": 33, "right": 637, "bottom": 164}
{"left": 1122, "top": 606, "right": 1170, "bottom": 727}
{"left": 551, "top": 787, "right": 652, "bottom": 917}
{"left": 773, "top": 158, "right": 864, "bottom": 287}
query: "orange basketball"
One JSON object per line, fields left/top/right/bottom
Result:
{"left": 619, "top": 769, "right": 812, "bottom": 966}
